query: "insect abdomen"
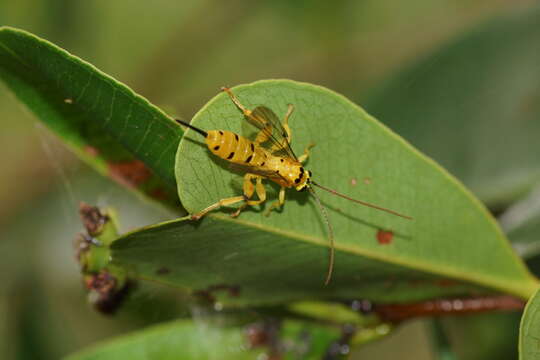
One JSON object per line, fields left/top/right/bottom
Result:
{"left": 206, "top": 130, "right": 265, "bottom": 166}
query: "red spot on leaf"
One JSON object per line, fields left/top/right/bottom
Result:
{"left": 377, "top": 230, "right": 393, "bottom": 245}
{"left": 150, "top": 188, "right": 169, "bottom": 200}
{"left": 108, "top": 160, "right": 152, "bottom": 188}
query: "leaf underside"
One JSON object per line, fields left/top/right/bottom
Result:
{"left": 0, "top": 26, "right": 183, "bottom": 208}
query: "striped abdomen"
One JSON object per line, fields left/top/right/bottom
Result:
{"left": 205, "top": 130, "right": 310, "bottom": 190}
{"left": 206, "top": 130, "right": 268, "bottom": 167}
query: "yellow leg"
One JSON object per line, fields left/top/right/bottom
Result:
{"left": 270, "top": 104, "right": 294, "bottom": 152}
{"left": 231, "top": 174, "right": 267, "bottom": 217}
{"left": 297, "top": 143, "right": 315, "bottom": 163}
{"left": 222, "top": 86, "right": 273, "bottom": 146}
{"left": 282, "top": 103, "right": 294, "bottom": 141}
{"left": 265, "top": 186, "right": 286, "bottom": 216}
{"left": 222, "top": 86, "right": 252, "bottom": 117}
{"left": 191, "top": 195, "right": 246, "bottom": 220}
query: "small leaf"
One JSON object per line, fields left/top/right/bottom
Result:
{"left": 112, "top": 80, "right": 537, "bottom": 305}
{"left": 64, "top": 320, "right": 262, "bottom": 360}
{"left": 0, "top": 27, "right": 182, "bottom": 208}
{"left": 520, "top": 287, "right": 540, "bottom": 360}
{"left": 64, "top": 319, "right": 339, "bottom": 360}
{"left": 365, "top": 7, "right": 540, "bottom": 206}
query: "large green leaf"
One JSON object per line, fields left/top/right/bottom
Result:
{"left": 364, "top": 7, "right": 540, "bottom": 206}
{"left": 112, "top": 80, "right": 537, "bottom": 306}
{"left": 0, "top": 27, "right": 182, "bottom": 208}
{"left": 520, "top": 287, "right": 540, "bottom": 360}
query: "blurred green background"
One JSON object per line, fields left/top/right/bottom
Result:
{"left": 1, "top": 1, "right": 537, "bottom": 359}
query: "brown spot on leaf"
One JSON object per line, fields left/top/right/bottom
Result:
{"left": 84, "top": 146, "right": 99, "bottom": 157}
{"left": 363, "top": 177, "right": 372, "bottom": 185}
{"left": 376, "top": 229, "right": 393, "bottom": 245}
{"left": 108, "top": 160, "right": 152, "bottom": 188}
{"left": 150, "top": 188, "right": 169, "bottom": 201}
{"left": 350, "top": 178, "right": 357, "bottom": 186}
{"left": 194, "top": 284, "right": 241, "bottom": 303}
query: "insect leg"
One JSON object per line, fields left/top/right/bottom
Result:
{"left": 222, "top": 87, "right": 272, "bottom": 145}
{"left": 265, "top": 186, "right": 286, "bottom": 216}
{"left": 297, "top": 143, "right": 315, "bottom": 163}
{"left": 231, "top": 173, "right": 263, "bottom": 217}
{"left": 270, "top": 104, "right": 294, "bottom": 152}
{"left": 251, "top": 176, "right": 267, "bottom": 204}
{"left": 191, "top": 196, "right": 246, "bottom": 220}
{"left": 222, "top": 87, "right": 253, "bottom": 117}
{"left": 282, "top": 103, "right": 294, "bottom": 140}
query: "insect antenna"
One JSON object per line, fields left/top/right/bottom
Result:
{"left": 176, "top": 119, "right": 208, "bottom": 138}
{"left": 311, "top": 181, "right": 412, "bottom": 220}
{"left": 308, "top": 186, "right": 335, "bottom": 286}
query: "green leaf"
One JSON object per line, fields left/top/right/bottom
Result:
{"left": 63, "top": 320, "right": 263, "bottom": 360}
{"left": 520, "top": 287, "right": 540, "bottom": 359}
{"left": 364, "top": 7, "right": 540, "bottom": 206}
{"left": 0, "top": 26, "right": 183, "bottom": 209}
{"left": 112, "top": 80, "right": 537, "bottom": 306}
{"left": 64, "top": 319, "right": 339, "bottom": 360}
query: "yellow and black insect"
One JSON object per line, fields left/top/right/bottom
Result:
{"left": 176, "top": 87, "right": 412, "bottom": 284}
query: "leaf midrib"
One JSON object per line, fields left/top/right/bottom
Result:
{"left": 114, "top": 212, "right": 538, "bottom": 300}
{"left": 212, "top": 214, "right": 538, "bottom": 299}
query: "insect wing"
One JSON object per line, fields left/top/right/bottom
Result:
{"left": 242, "top": 106, "right": 297, "bottom": 160}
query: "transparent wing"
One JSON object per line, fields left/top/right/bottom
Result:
{"left": 241, "top": 106, "right": 297, "bottom": 160}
